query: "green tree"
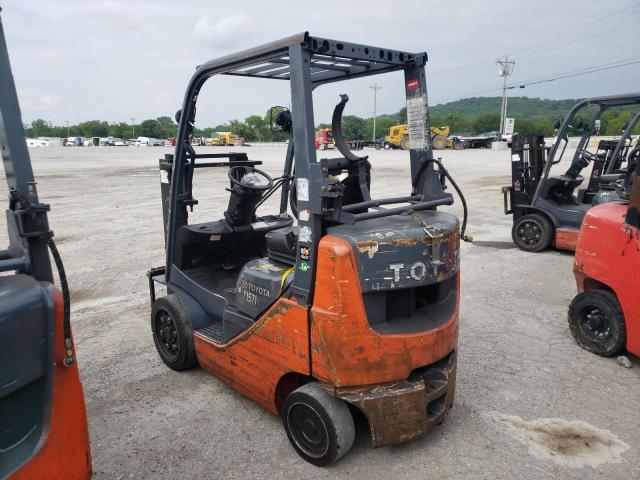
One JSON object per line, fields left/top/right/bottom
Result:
{"left": 472, "top": 113, "right": 500, "bottom": 133}
{"left": 365, "top": 116, "right": 395, "bottom": 139}
{"left": 156, "top": 116, "right": 177, "bottom": 138}
{"left": 398, "top": 107, "right": 407, "bottom": 123}
{"left": 77, "top": 120, "right": 109, "bottom": 137}
{"left": 138, "top": 119, "right": 164, "bottom": 138}
{"left": 341, "top": 115, "right": 367, "bottom": 140}
{"left": 30, "top": 119, "right": 52, "bottom": 137}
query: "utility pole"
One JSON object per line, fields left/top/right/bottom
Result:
{"left": 370, "top": 84, "right": 382, "bottom": 141}
{"left": 130, "top": 117, "right": 135, "bottom": 139}
{"left": 64, "top": 120, "right": 69, "bottom": 137}
{"left": 496, "top": 56, "right": 515, "bottom": 135}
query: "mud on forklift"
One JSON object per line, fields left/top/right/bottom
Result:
{"left": 147, "top": 33, "right": 469, "bottom": 465}
{"left": 502, "top": 93, "right": 640, "bottom": 252}
{"left": 0, "top": 11, "right": 91, "bottom": 479}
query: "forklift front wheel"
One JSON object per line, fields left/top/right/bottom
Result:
{"left": 568, "top": 290, "right": 626, "bottom": 357}
{"left": 432, "top": 134, "right": 447, "bottom": 150}
{"left": 512, "top": 213, "right": 553, "bottom": 252}
{"left": 282, "top": 382, "right": 355, "bottom": 466}
{"left": 151, "top": 295, "right": 197, "bottom": 371}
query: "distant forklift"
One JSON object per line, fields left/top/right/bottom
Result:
{"left": 502, "top": 93, "right": 640, "bottom": 252}
{"left": 568, "top": 154, "right": 639, "bottom": 357}
{"left": 147, "top": 33, "right": 469, "bottom": 465}
{"left": 0, "top": 14, "right": 91, "bottom": 479}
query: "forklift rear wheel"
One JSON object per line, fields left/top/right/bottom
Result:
{"left": 568, "top": 290, "right": 626, "bottom": 357}
{"left": 151, "top": 295, "right": 197, "bottom": 371}
{"left": 512, "top": 214, "right": 553, "bottom": 252}
{"left": 282, "top": 382, "right": 355, "bottom": 466}
{"left": 400, "top": 136, "right": 411, "bottom": 150}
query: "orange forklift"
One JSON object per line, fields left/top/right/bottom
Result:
{"left": 568, "top": 157, "right": 639, "bottom": 357}
{"left": 147, "top": 33, "right": 469, "bottom": 465}
{"left": 0, "top": 12, "right": 91, "bottom": 479}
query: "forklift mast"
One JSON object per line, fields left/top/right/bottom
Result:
{"left": 0, "top": 10, "right": 91, "bottom": 478}
{"left": 503, "top": 134, "right": 547, "bottom": 219}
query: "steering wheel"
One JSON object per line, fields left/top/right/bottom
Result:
{"left": 579, "top": 149, "right": 596, "bottom": 162}
{"left": 227, "top": 166, "right": 273, "bottom": 192}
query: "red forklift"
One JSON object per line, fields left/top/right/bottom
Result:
{"left": 147, "top": 33, "right": 469, "bottom": 465}
{"left": 568, "top": 157, "right": 639, "bottom": 357}
{"left": 0, "top": 12, "right": 91, "bottom": 479}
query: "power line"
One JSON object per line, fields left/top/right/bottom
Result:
{"left": 504, "top": 4, "right": 640, "bottom": 58}
{"left": 428, "top": 58, "right": 640, "bottom": 107}
{"left": 508, "top": 58, "right": 640, "bottom": 90}
{"left": 429, "top": 5, "right": 640, "bottom": 80}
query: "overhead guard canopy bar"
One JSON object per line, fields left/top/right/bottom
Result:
{"left": 193, "top": 32, "right": 425, "bottom": 85}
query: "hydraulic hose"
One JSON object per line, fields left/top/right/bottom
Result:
{"left": 9, "top": 188, "right": 74, "bottom": 366}
{"left": 430, "top": 158, "right": 472, "bottom": 242}
{"left": 48, "top": 238, "right": 74, "bottom": 366}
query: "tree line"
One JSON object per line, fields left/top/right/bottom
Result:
{"left": 24, "top": 97, "right": 638, "bottom": 142}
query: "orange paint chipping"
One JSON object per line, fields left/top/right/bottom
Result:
{"left": 310, "top": 235, "right": 458, "bottom": 387}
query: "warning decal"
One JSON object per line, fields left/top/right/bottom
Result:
{"left": 406, "top": 94, "right": 427, "bottom": 150}
{"left": 406, "top": 79, "right": 419, "bottom": 91}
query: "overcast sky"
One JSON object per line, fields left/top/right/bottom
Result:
{"left": 2, "top": 0, "right": 639, "bottom": 127}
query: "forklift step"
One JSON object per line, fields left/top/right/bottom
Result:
{"left": 195, "top": 322, "right": 224, "bottom": 343}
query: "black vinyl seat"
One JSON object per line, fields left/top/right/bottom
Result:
{"left": 266, "top": 226, "right": 298, "bottom": 266}
{"left": 540, "top": 175, "right": 584, "bottom": 204}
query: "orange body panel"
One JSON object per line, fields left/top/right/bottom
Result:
{"left": 554, "top": 227, "right": 579, "bottom": 251}
{"left": 194, "top": 298, "right": 310, "bottom": 414}
{"left": 574, "top": 202, "right": 640, "bottom": 356}
{"left": 11, "top": 288, "right": 92, "bottom": 480}
{"left": 310, "top": 235, "right": 458, "bottom": 387}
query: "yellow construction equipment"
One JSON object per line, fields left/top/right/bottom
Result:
{"left": 206, "top": 132, "right": 238, "bottom": 146}
{"left": 385, "top": 124, "right": 450, "bottom": 150}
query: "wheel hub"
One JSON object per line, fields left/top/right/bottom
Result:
{"left": 518, "top": 221, "right": 541, "bottom": 245}
{"left": 288, "top": 403, "right": 329, "bottom": 458}
{"left": 155, "top": 311, "right": 179, "bottom": 357}
{"left": 581, "top": 307, "right": 610, "bottom": 339}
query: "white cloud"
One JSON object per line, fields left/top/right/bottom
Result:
{"left": 189, "top": 12, "right": 253, "bottom": 47}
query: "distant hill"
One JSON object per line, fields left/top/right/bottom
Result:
{"left": 430, "top": 96, "right": 577, "bottom": 119}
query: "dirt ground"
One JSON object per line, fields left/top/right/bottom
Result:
{"left": 1, "top": 146, "right": 638, "bottom": 479}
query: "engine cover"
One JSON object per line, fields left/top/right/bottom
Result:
{"left": 234, "top": 258, "right": 293, "bottom": 318}
{"left": 326, "top": 210, "right": 459, "bottom": 292}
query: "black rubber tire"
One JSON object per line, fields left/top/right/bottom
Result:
{"left": 281, "top": 382, "right": 355, "bottom": 466}
{"left": 383, "top": 142, "right": 391, "bottom": 150}
{"left": 151, "top": 295, "right": 197, "bottom": 371}
{"left": 400, "top": 136, "right": 411, "bottom": 150}
{"left": 568, "top": 290, "right": 626, "bottom": 357}
{"left": 512, "top": 213, "right": 553, "bottom": 252}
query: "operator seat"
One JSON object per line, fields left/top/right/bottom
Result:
{"left": 266, "top": 226, "right": 298, "bottom": 266}
{"left": 539, "top": 175, "right": 584, "bottom": 205}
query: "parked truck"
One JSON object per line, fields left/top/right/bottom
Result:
{"left": 315, "top": 128, "right": 334, "bottom": 149}
{"left": 136, "top": 136, "right": 163, "bottom": 146}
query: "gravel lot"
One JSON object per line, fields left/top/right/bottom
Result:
{"left": 1, "top": 146, "right": 638, "bottom": 479}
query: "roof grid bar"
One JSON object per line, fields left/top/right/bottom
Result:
{"left": 237, "top": 61, "right": 288, "bottom": 76}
